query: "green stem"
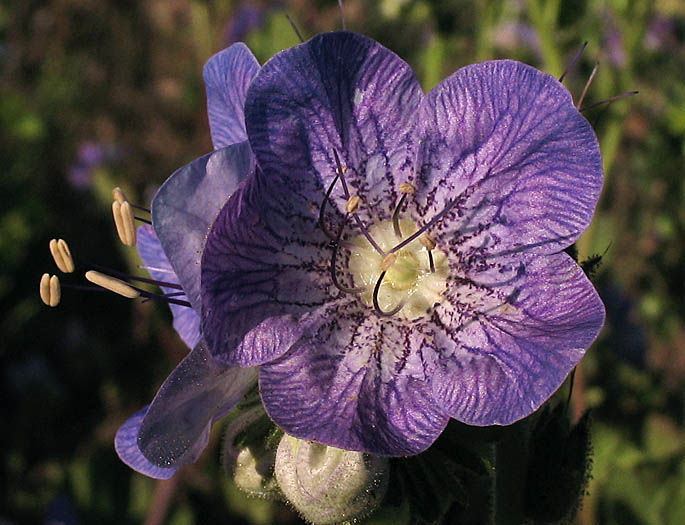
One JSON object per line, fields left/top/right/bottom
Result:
{"left": 528, "top": 0, "right": 562, "bottom": 76}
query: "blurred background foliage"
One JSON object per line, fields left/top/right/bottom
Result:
{"left": 1, "top": 0, "right": 683, "bottom": 523}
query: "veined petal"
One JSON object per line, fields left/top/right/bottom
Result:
{"left": 259, "top": 300, "right": 449, "bottom": 456}
{"left": 152, "top": 142, "right": 254, "bottom": 310}
{"left": 136, "top": 225, "right": 201, "bottom": 348}
{"left": 201, "top": 172, "right": 331, "bottom": 365}
{"left": 114, "top": 406, "right": 177, "bottom": 479}
{"left": 430, "top": 251, "right": 605, "bottom": 425}
{"left": 412, "top": 60, "right": 602, "bottom": 255}
{"left": 244, "top": 31, "right": 422, "bottom": 227}
{"left": 203, "top": 43, "right": 260, "bottom": 149}
{"left": 137, "top": 340, "right": 257, "bottom": 468}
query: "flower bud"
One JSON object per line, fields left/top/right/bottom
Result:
{"left": 275, "top": 434, "right": 389, "bottom": 525}
{"left": 223, "top": 406, "right": 280, "bottom": 498}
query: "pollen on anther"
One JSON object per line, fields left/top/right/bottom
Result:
{"left": 40, "top": 273, "right": 61, "bottom": 307}
{"left": 381, "top": 253, "right": 397, "bottom": 272}
{"left": 112, "top": 201, "right": 137, "bottom": 246}
{"left": 346, "top": 195, "right": 361, "bottom": 213}
{"left": 49, "top": 238, "right": 75, "bottom": 273}
{"left": 399, "top": 182, "right": 415, "bottom": 194}
{"left": 85, "top": 270, "right": 141, "bottom": 299}
{"left": 419, "top": 235, "right": 436, "bottom": 251}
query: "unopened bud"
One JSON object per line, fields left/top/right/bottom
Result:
{"left": 275, "top": 434, "right": 389, "bottom": 525}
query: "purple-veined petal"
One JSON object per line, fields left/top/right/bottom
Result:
{"left": 152, "top": 142, "right": 254, "bottom": 311}
{"left": 244, "top": 31, "right": 422, "bottom": 228}
{"left": 411, "top": 60, "right": 602, "bottom": 255}
{"left": 429, "top": 251, "right": 605, "bottom": 425}
{"left": 259, "top": 300, "right": 449, "bottom": 456}
{"left": 201, "top": 173, "right": 331, "bottom": 365}
{"left": 203, "top": 43, "right": 260, "bottom": 149}
{"left": 136, "top": 225, "right": 201, "bottom": 349}
{"left": 137, "top": 340, "right": 257, "bottom": 468}
{"left": 114, "top": 406, "right": 178, "bottom": 479}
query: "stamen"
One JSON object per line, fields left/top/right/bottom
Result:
{"left": 285, "top": 14, "right": 305, "bottom": 43}
{"left": 112, "top": 201, "right": 137, "bottom": 246}
{"left": 390, "top": 197, "right": 461, "bottom": 254}
{"left": 399, "top": 182, "right": 415, "bottom": 194}
{"left": 86, "top": 270, "right": 141, "bottom": 298}
{"left": 49, "top": 238, "right": 75, "bottom": 273}
{"left": 332, "top": 148, "right": 385, "bottom": 256}
{"left": 338, "top": 0, "right": 346, "bottom": 31}
{"left": 576, "top": 62, "right": 599, "bottom": 110}
{"left": 87, "top": 264, "right": 183, "bottom": 290}
{"left": 372, "top": 271, "right": 404, "bottom": 317}
{"left": 134, "top": 215, "right": 153, "bottom": 225}
{"left": 319, "top": 173, "right": 340, "bottom": 241}
{"left": 329, "top": 215, "right": 365, "bottom": 294}
{"left": 39, "top": 273, "right": 61, "bottom": 307}
{"left": 392, "top": 194, "right": 408, "bottom": 238}
{"left": 580, "top": 91, "right": 638, "bottom": 112}
{"left": 346, "top": 195, "right": 360, "bottom": 213}
{"left": 559, "top": 41, "right": 588, "bottom": 83}
{"left": 419, "top": 235, "right": 436, "bottom": 273}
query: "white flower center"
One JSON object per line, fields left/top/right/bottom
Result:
{"left": 347, "top": 219, "right": 448, "bottom": 320}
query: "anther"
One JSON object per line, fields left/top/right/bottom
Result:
{"left": 112, "top": 187, "right": 128, "bottom": 204}
{"left": 49, "top": 238, "right": 75, "bottom": 273}
{"left": 39, "top": 273, "right": 61, "bottom": 307}
{"left": 399, "top": 182, "right": 415, "bottom": 194}
{"left": 112, "top": 201, "right": 137, "bottom": 246}
{"left": 372, "top": 271, "right": 404, "bottom": 317}
{"left": 419, "top": 235, "right": 436, "bottom": 273}
{"left": 381, "top": 253, "right": 396, "bottom": 272}
{"left": 346, "top": 195, "right": 361, "bottom": 213}
{"left": 85, "top": 270, "right": 141, "bottom": 299}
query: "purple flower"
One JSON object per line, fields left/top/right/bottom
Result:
{"left": 200, "top": 32, "right": 605, "bottom": 456}
{"left": 114, "top": 43, "right": 261, "bottom": 478}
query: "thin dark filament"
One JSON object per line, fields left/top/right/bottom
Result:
{"left": 392, "top": 194, "right": 408, "bottom": 238}
{"left": 130, "top": 203, "right": 151, "bottom": 213}
{"left": 390, "top": 197, "right": 461, "bottom": 254}
{"left": 329, "top": 214, "right": 365, "bottom": 294}
{"left": 134, "top": 216, "right": 152, "bottom": 225}
{"left": 372, "top": 271, "right": 404, "bottom": 317}
{"left": 318, "top": 173, "right": 340, "bottom": 240}
{"left": 285, "top": 14, "right": 304, "bottom": 43}
{"left": 576, "top": 62, "right": 598, "bottom": 110}
{"left": 88, "top": 263, "right": 183, "bottom": 290}
{"left": 137, "top": 288, "right": 192, "bottom": 307}
{"left": 428, "top": 250, "right": 435, "bottom": 273}
{"left": 332, "top": 148, "right": 385, "bottom": 256}
{"left": 338, "top": 0, "right": 346, "bottom": 31}
{"left": 580, "top": 91, "right": 638, "bottom": 112}
{"left": 559, "top": 41, "right": 588, "bottom": 83}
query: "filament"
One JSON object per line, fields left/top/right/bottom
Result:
{"left": 559, "top": 41, "right": 588, "bottom": 83}
{"left": 372, "top": 271, "right": 404, "bottom": 317}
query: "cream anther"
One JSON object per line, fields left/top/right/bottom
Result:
{"left": 419, "top": 235, "right": 436, "bottom": 251}
{"left": 49, "top": 238, "right": 75, "bottom": 273}
{"left": 346, "top": 195, "right": 361, "bottom": 213}
{"left": 399, "top": 182, "right": 415, "bottom": 194}
{"left": 112, "top": 201, "right": 137, "bottom": 246}
{"left": 85, "top": 270, "right": 141, "bottom": 298}
{"left": 40, "top": 273, "right": 61, "bottom": 307}
{"left": 112, "top": 187, "right": 128, "bottom": 204}
{"left": 380, "top": 253, "right": 396, "bottom": 271}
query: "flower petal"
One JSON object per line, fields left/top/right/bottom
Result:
{"left": 244, "top": 31, "right": 422, "bottom": 226}
{"left": 412, "top": 60, "right": 602, "bottom": 255}
{"left": 430, "top": 251, "right": 605, "bottom": 425}
{"left": 137, "top": 340, "right": 257, "bottom": 468}
{"left": 114, "top": 406, "right": 177, "bottom": 479}
{"left": 201, "top": 173, "right": 331, "bottom": 365}
{"left": 152, "top": 141, "right": 254, "bottom": 310}
{"left": 259, "top": 300, "right": 449, "bottom": 456}
{"left": 136, "top": 224, "right": 201, "bottom": 348}
{"left": 203, "top": 43, "right": 260, "bottom": 149}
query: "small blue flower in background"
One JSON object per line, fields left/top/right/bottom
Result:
{"left": 67, "top": 141, "right": 118, "bottom": 190}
